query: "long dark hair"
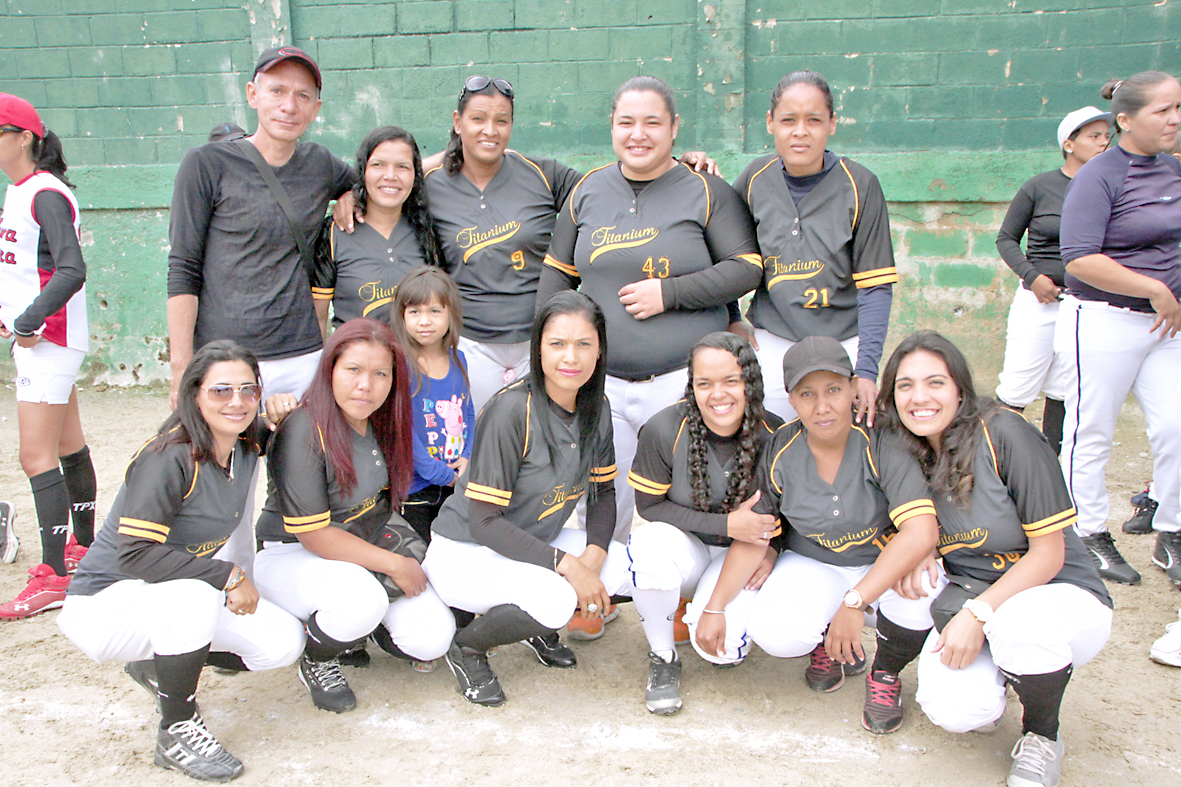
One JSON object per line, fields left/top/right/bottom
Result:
{"left": 443, "top": 79, "right": 514, "bottom": 175}
{"left": 769, "top": 70, "right": 834, "bottom": 117}
{"left": 877, "top": 330, "right": 996, "bottom": 506}
{"left": 529, "top": 292, "right": 609, "bottom": 497}
{"left": 683, "top": 332, "right": 766, "bottom": 513}
{"left": 30, "top": 128, "right": 73, "bottom": 188}
{"left": 158, "top": 340, "right": 262, "bottom": 464}
{"left": 390, "top": 266, "right": 468, "bottom": 395}
{"left": 1102, "top": 71, "right": 1178, "bottom": 134}
{"left": 298, "top": 318, "right": 414, "bottom": 503}
{"left": 353, "top": 125, "right": 445, "bottom": 267}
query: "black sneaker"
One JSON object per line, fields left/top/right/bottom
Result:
{"left": 0, "top": 501, "right": 18, "bottom": 564}
{"left": 1152, "top": 531, "right": 1181, "bottom": 584}
{"left": 805, "top": 642, "right": 845, "bottom": 692}
{"left": 445, "top": 644, "right": 505, "bottom": 706}
{"left": 1122, "top": 493, "right": 1158, "bottom": 535}
{"left": 862, "top": 670, "right": 904, "bottom": 734}
{"left": 1081, "top": 532, "right": 1141, "bottom": 585}
{"left": 521, "top": 633, "right": 577, "bottom": 668}
{"left": 845, "top": 649, "right": 868, "bottom": 676}
{"left": 645, "top": 652, "right": 682, "bottom": 715}
{"left": 337, "top": 643, "right": 371, "bottom": 668}
{"left": 125, "top": 659, "right": 161, "bottom": 713}
{"left": 154, "top": 713, "right": 244, "bottom": 783}
{"left": 298, "top": 655, "right": 356, "bottom": 713}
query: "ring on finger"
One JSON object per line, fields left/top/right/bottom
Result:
{"left": 587, "top": 602, "right": 598, "bottom": 615}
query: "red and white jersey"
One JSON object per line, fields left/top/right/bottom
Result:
{"left": 0, "top": 171, "right": 88, "bottom": 351}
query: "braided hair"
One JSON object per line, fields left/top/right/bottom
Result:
{"left": 683, "top": 332, "right": 766, "bottom": 513}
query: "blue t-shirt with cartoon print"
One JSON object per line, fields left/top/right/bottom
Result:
{"left": 409, "top": 349, "right": 475, "bottom": 494}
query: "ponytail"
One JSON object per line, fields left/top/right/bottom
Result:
{"left": 443, "top": 129, "right": 464, "bottom": 175}
{"left": 31, "top": 128, "right": 73, "bottom": 188}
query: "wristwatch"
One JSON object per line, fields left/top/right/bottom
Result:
{"left": 962, "top": 598, "right": 993, "bottom": 624}
{"left": 842, "top": 589, "right": 873, "bottom": 612}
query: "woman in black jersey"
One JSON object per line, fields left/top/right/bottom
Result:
{"left": 627, "top": 332, "right": 783, "bottom": 714}
{"left": 311, "top": 126, "right": 444, "bottom": 331}
{"left": 253, "top": 318, "right": 455, "bottom": 714}
{"left": 538, "top": 75, "right": 763, "bottom": 569}
{"left": 58, "top": 341, "right": 305, "bottom": 783}
{"left": 880, "top": 331, "right": 1112, "bottom": 787}
{"left": 733, "top": 71, "right": 898, "bottom": 426}
{"left": 423, "top": 292, "right": 621, "bottom": 706}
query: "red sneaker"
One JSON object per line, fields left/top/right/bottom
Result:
{"left": 566, "top": 603, "right": 619, "bottom": 641}
{"left": 64, "top": 534, "right": 88, "bottom": 574}
{"left": 0, "top": 564, "right": 70, "bottom": 620}
{"left": 673, "top": 597, "right": 690, "bottom": 644}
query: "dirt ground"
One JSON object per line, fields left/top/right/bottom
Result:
{"left": 0, "top": 386, "right": 1177, "bottom": 787}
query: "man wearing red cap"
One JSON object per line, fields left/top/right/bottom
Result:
{"left": 166, "top": 46, "right": 355, "bottom": 407}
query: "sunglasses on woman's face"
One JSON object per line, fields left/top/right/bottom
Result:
{"left": 0, "top": 126, "right": 24, "bottom": 136}
{"left": 202, "top": 383, "right": 263, "bottom": 404}
{"left": 462, "top": 75, "right": 514, "bottom": 99}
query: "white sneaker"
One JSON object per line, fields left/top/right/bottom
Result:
{"left": 1150, "top": 614, "right": 1181, "bottom": 667}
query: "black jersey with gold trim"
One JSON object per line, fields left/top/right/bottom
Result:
{"left": 255, "top": 407, "right": 393, "bottom": 544}
{"left": 311, "top": 218, "right": 428, "bottom": 326}
{"left": 432, "top": 380, "right": 616, "bottom": 546}
{"left": 736, "top": 153, "right": 896, "bottom": 343}
{"left": 932, "top": 408, "right": 1111, "bottom": 607}
{"left": 754, "top": 421, "right": 934, "bottom": 567}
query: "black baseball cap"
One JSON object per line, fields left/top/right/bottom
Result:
{"left": 253, "top": 46, "right": 322, "bottom": 91}
{"left": 782, "top": 335, "right": 853, "bottom": 392}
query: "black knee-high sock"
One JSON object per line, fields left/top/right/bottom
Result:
{"left": 454, "top": 604, "right": 554, "bottom": 653}
{"left": 871, "top": 613, "right": 930, "bottom": 675}
{"left": 1003, "top": 664, "right": 1073, "bottom": 741}
{"left": 206, "top": 652, "right": 248, "bottom": 672}
{"left": 156, "top": 645, "right": 211, "bottom": 728}
{"left": 59, "top": 445, "right": 96, "bottom": 546}
{"left": 1042, "top": 398, "right": 1065, "bottom": 457}
{"left": 304, "top": 612, "right": 366, "bottom": 662}
{"left": 30, "top": 468, "right": 69, "bottom": 576}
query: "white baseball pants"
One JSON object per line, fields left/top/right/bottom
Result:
{"left": 996, "top": 285, "right": 1070, "bottom": 406}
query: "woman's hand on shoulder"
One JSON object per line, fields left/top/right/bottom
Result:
{"left": 332, "top": 191, "right": 361, "bottom": 233}
{"left": 384, "top": 553, "right": 428, "bottom": 597}
{"left": 854, "top": 377, "right": 878, "bottom": 427}
{"left": 726, "top": 491, "right": 778, "bottom": 545}
{"left": 680, "top": 151, "right": 721, "bottom": 178}
{"left": 225, "top": 576, "right": 260, "bottom": 616}
{"left": 932, "top": 608, "right": 986, "bottom": 669}
{"left": 264, "top": 394, "right": 299, "bottom": 430}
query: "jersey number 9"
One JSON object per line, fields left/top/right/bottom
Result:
{"left": 511, "top": 250, "right": 526, "bottom": 271}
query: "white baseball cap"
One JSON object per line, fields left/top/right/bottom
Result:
{"left": 1057, "top": 106, "right": 1112, "bottom": 151}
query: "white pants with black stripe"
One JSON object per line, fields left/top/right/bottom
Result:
{"left": 996, "top": 285, "right": 1070, "bottom": 406}
{"left": 423, "top": 529, "right": 634, "bottom": 630}
{"left": 1055, "top": 296, "right": 1181, "bottom": 535}
{"left": 58, "top": 578, "right": 305, "bottom": 668}
{"left": 704, "top": 550, "right": 942, "bottom": 665}
{"left": 754, "top": 329, "right": 859, "bottom": 422}
{"left": 916, "top": 582, "right": 1111, "bottom": 733}
{"left": 254, "top": 542, "right": 455, "bottom": 661}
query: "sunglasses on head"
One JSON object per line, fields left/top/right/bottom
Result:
{"left": 462, "top": 75, "right": 514, "bottom": 99}
{"left": 203, "top": 383, "right": 263, "bottom": 404}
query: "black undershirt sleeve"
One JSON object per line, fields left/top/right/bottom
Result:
{"left": 635, "top": 490, "right": 729, "bottom": 537}
{"left": 469, "top": 498, "right": 562, "bottom": 570}
{"left": 996, "top": 182, "right": 1040, "bottom": 288}
{"left": 661, "top": 174, "right": 762, "bottom": 311}
{"left": 584, "top": 481, "right": 616, "bottom": 552}
{"left": 14, "top": 191, "right": 87, "bottom": 336}
{"left": 535, "top": 264, "right": 578, "bottom": 316}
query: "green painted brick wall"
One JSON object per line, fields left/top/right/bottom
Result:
{"left": 0, "top": 0, "right": 1177, "bottom": 387}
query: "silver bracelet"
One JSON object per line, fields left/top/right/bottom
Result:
{"left": 702, "top": 609, "right": 726, "bottom": 614}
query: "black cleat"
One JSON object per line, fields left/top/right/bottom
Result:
{"left": 1081, "top": 531, "right": 1141, "bottom": 585}
{"left": 298, "top": 655, "right": 356, "bottom": 713}
{"left": 1122, "top": 493, "right": 1158, "bottom": 535}
{"left": 1152, "top": 531, "right": 1181, "bottom": 584}
{"left": 445, "top": 644, "right": 505, "bottom": 706}
{"left": 521, "top": 633, "right": 577, "bottom": 668}
{"left": 154, "top": 713, "right": 244, "bottom": 782}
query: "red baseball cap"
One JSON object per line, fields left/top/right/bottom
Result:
{"left": 0, "top": 93, "right": 43, "bottom": 137}
{"left": 253, "top": 46, "right": 322, "bottom": 91}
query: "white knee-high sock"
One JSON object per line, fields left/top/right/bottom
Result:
{"left": 633, "top": 586, "right": 679, "bottom": 655}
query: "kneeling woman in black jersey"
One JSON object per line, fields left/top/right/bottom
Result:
{"left": 691, "top": 335, "right": 940, "bottom": 734}
{"left": 58, "top": 341, "right": 305, "bottom": 782}
{"left": 253, "top": 318, "right": 455, "bottom": 713}
{"left": 879, "top": 331, "right": 1112, "bottom": 787}
{"left": 627, "top": 332, "right": 783, "bottom": 714}
{"left": 423, "top": 291, "right": 618, "bottom": 706}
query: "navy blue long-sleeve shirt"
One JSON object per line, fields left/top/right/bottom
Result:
{"left": 1060, "top": 145, "right": 1181, "bottom": 311}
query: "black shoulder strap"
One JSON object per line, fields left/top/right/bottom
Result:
{"left": 234, "top": 138, "right": 310, "bottom": 270}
